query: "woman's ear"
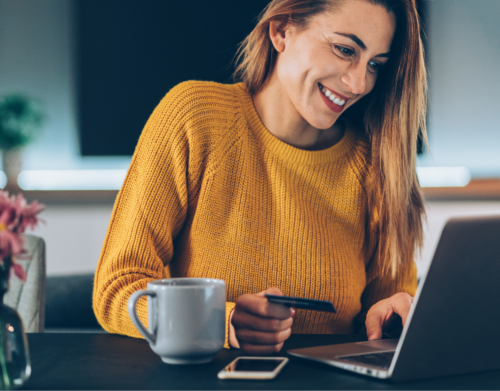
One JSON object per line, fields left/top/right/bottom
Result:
{"left": 268, "top": 19, "right": 290, "bottom": 53}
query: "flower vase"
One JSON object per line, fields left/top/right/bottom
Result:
{"left": 0, "top": 257, "right": 30, "bottom": 390}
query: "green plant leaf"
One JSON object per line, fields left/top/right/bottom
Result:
{"left": 0, "top": 94, "right": 44, "bottom": 151}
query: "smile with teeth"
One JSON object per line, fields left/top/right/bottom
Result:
{"left": 318, "top": 84, "right": 346, "bottom": 106}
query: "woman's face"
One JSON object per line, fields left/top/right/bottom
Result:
{"left": 272, "top": 0, "right": 396, "bottom": 129}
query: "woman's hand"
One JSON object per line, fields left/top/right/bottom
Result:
{"left": 229, "top": 287, "right": 294, "bottom": 355}
{"left": 365, "top": 292, "right": 414, "bottom": 340}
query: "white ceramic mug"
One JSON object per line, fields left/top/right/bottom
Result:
{"left": 128, "top": 278, "right": 226, "bottom": 364}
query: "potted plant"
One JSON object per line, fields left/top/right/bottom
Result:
{"left": 0, "top": 95, "right": 43, "bottom": 191}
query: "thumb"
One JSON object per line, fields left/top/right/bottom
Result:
{"left": 365, "top": 313, "right": 383, "bottom": 341}
{"left": 256, "top": 286, "right": 283, "bottom": 297}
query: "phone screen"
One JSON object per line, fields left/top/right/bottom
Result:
{"left": 228, "top": 358, "right": 285, "bottom": 372}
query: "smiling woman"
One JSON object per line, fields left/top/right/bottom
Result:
{"left": 93, "top": 0, "right": 428, "bottom": 355}
{"left": 237, "top": 0, "right": 427, "bottom": 271}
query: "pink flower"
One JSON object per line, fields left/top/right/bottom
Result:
{"left": 0, "top": 200, "right": 17, "bottom": 230}
{"left": 0, "top": 230, "right": 23, "bottom": 259}
{"left": 0, "top": 190, "right": 44, "bottom": 282}
{"left": 0, "top": 229, "right": 24, "bottom": 258}
{"left": 16, "top": 199, "right": 45, "bottom": 234}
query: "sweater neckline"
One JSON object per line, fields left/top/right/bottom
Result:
{"left": 235, "top": 83, "right": 357, "bottom": 165}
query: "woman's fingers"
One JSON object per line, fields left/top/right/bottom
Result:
{"left": 365, "top": 312, "right": 386, "bottom": 341}
{"left": 235, "top": 327, "right": 292, "bottom": 345}
{"left": 365, "top": 292, "right": 414, "bottom": 340}
{"left": 235, "top": 291, "right": 294, "bottom": 320}
{"left": 391, "top": 292, "right": 413, "bottom": 326}
{"left": 239, "top": 342, "right": 285, "bottom": 355}
{"left": 232, "top": 309, "right": 294, "bottom": 332}
{"left": 229, "top": 287, "right": 295, "bottom": 354}
{"left": 256, "top": 286, "right": 282, "bottom": 297}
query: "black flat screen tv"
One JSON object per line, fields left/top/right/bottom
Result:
{"left": 76, "top": 0, "right": 270, "bottom": 156}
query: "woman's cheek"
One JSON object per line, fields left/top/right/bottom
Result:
{"left": 278, "top": 61, "right": 307, "bottom": 101}
{"left": 364, "top": 75, "right": 378, "bottom": 95}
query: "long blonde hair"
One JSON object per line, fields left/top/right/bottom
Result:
{"left": 234, "top": 0, "right": 427, "bottom": 276}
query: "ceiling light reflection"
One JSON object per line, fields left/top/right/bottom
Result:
{"left": 417, "top": 167, "right": 471, "bottom": 187}
{"left": 17, "top": 170, "right": 128, "bottom": 191}
{"left": 9, "top": 167, "right": 472, "bottom": 191}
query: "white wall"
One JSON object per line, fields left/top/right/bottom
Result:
{"left": 35, "top": 204, "right": 113, "bottom": 275}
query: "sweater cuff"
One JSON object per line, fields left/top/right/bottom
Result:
{"left": 224, "top": 302, "right": 236, "bottom": 349}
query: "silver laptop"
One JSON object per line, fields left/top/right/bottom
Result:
{"left": 288, "top": 215, "right": 500, "bottom": 381}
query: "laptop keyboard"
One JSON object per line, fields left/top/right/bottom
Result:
{"left": 337, "top": 351, "right": 395, "bottom": 369}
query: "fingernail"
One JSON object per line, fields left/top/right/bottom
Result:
{"left": 291, "top": 308, "right": 296, "bottom": 317}
{"left": 368, "top": 334, "right": 374, "bottom": 340}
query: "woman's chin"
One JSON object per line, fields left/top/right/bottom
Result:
{"left": 304, "top": 114, "right": 339, "bottom": 130}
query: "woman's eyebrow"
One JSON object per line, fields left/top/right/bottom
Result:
{"left": 334, "top": 32, "right": 367, "bottom": 49}
{"left": 333, "top": 32, "right": 390, "bottom": 58}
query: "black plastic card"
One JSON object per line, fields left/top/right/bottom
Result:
{"left": 265, "top": 294, "right": 337, "bottom": 313}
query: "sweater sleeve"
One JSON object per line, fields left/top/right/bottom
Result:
{"left": 93, "top": 82, "right": 238, "bottom": 348}
{"left": 93, "top": 83, "right": 195, "bottom": 339}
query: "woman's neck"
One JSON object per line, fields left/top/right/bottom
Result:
{"left": 252, "top": 74, "right": 345, "bottom": 151}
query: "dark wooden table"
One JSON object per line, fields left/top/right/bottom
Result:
{"left": 22, "top": 333, "right": 500, "bottom": 390}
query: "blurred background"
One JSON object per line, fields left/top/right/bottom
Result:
{"left": 0, "top": 0, "right": 499, "bottom": 279}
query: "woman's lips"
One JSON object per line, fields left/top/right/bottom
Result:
{"left": 318, "top": 83, "right": 350, "bottom": 113}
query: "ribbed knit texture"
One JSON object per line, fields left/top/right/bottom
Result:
{"left": 93, "top": 81, "right": 417, "bottom": 349}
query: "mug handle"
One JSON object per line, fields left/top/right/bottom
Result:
{"left": 128, "top": 289, "right": 157, "bottom": 345}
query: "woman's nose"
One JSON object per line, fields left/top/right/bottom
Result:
{"left": 341, "top": 63, "right": 367, "bottom": 96}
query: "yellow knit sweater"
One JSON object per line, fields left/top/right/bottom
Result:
{"left": 93, "top": 81, "right": 417, "bottom": 348}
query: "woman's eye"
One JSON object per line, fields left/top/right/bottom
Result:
{"left": 369, "top": 61, "right": 384, "bottom": 73}
{"left": 335, "top": 46, "right": 354, "bottom": 57}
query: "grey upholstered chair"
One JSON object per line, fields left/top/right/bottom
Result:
{"left": 4, "top": 235, "right": 46, "bottom": 332}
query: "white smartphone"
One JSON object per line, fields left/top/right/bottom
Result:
{"left": 217, "top": 356, "right": 289, "bottom": 380}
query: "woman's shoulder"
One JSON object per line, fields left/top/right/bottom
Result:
{"left": 150, "top": 81, "right": 242, "bottom": 133}
{"left": 137, "top": 82, "right": 246, "bottom": 183}
{"left": 163, "top": 80, "right": 242, "bottom": 111}
{"left": 147, "top": 80, "right": 244, "bottom": 139}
